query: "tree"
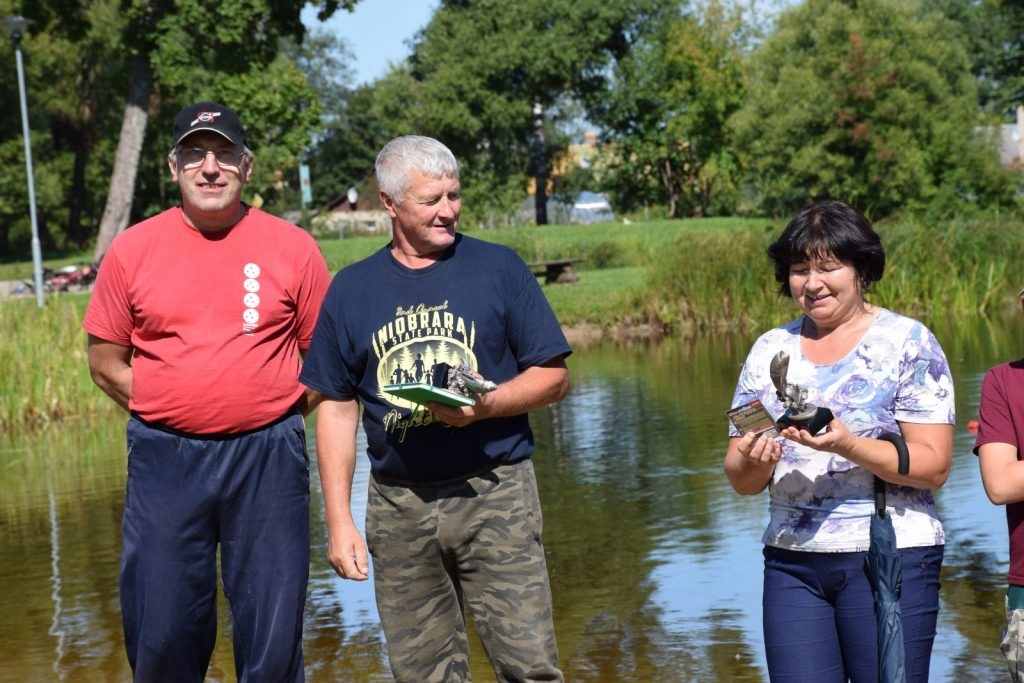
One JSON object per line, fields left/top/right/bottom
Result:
{"left": 291, "top": 36, "right": 430, "bottom": 210}
{"left": 92, "top": 52, "right": 151, "bottom": 262}
{"left": 982, "top": 0, "right": 1024, "bottom": 119}
{"left": 731, "top": 0, "right": 1018, "bottom": 218}
{"left": 589, "top": 1, "right": 749, "bottom": 218}
{"left": 927, "top": 0, "right": 1024, "bottom": 121}
{"left": 308, "top": 66, "right": 424, "bottom": 209}
{"left": 0, "top": 0, "right": 133, "bottom": 254}
{"left": 407, "top": 0, "right": 677, "bottom": 224}
{"left": 284, "top": 27, "right": 354, "bottom": 132}
{"left": 92, "top": 0, "right": 360, "bottom": 262}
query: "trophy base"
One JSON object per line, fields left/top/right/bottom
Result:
{"left": 777, "top": 407, "right": 834, "bottom": 435}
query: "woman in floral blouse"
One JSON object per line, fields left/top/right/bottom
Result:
{"left": 724, "top": 200, "right": 955, "bottom": 683}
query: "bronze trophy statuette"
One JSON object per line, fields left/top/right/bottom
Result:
{"left": 444, "top": 360, "right": 497, "bottom": 397}
{"left": 769, "top": 351, "right": 834, "bottom": 435}
{"left": 431, "top": 359, "right": 498, "bottom": 398}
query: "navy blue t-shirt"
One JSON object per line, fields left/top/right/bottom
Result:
{"left": 300, "top": 234, "right": 572, "bottom": 485}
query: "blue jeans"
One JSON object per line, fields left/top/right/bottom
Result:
{"left": 762, "top": 544, "right": 943, "bottom": 683}
{"left": 121, "top": 413, "right": 310, "bottom": 682}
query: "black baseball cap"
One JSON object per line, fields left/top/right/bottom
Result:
{"left": 172, "top": 101, "right": 248, "bottom": 148}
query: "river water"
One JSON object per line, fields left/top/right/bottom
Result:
{"left": 1, "top": 313, "right": 1020, "bottom": 681}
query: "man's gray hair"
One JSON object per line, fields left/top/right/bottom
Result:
{"left": 376, "top": 136, "right": 459, "bottom": 206}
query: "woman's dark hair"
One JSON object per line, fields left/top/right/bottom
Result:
{"left": 766, "top": 200, "right": 886, "bottom": 297}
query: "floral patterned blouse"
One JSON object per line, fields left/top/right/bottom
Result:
{"left": 729, "top": 308, "right": 955, "bottom": 552}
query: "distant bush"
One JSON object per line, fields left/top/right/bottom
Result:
{"left": 638, "top": 211, "right": 1024, "bottom": 335}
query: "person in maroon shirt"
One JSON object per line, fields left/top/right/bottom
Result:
{"left": 975, "top": 287, "right": 1024, "bottom": 682}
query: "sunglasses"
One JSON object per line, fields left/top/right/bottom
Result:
{"left": 177, "top": 147, "right": 247, "bottom": 169}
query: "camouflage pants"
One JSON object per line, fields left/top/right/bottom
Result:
{"left": 366, "top": 459, "right": 563, "bottom": 683}
{"left": 1003, "top": 587, "right": 1024, "bottom": 682}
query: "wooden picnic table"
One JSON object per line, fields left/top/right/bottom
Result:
{"left": 527, "top": 258, "right": 585, "bottom": 284}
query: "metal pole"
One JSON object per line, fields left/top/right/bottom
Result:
{"left": 532, "top": 101, "right": 548, "bottom": 225}
{"left": 9, "top": 22, "right": 44, "bottom": 306}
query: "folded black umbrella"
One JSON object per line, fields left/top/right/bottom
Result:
{"left": 867, "top": 431, "right": 911, "bottom": 683}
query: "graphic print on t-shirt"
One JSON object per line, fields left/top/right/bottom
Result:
{"left": 373, "top": 299, "right": 478, "bottom": 415}
{"left": 241, "top": 262, "right": 262, "bottom": 335}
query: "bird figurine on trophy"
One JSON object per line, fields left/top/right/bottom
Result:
{"left": 769, "top": 351, "right": 834, "bottom": 434}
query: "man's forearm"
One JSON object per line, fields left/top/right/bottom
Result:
{"left": 87, "top": 336, "right": 134, "bottom": 411}
{"left": 93, "top": 365, "right": 132, "bottom": 411}
{"left": 316, "top": 399, "right": 361, "bottom": 527}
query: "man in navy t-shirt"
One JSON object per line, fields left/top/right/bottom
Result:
{"left": 301, "top": 135, "right": 571, "bottom": 682}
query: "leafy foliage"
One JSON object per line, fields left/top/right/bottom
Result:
{"left": 731, "top": 0, "right": 1020, "bottom": 218}
{"left": 0, "top": 0, "right": 357, "bottom": 258}
{"left": 0, "top": 0, "right": 130, "bottom": 252}
{"left": 3, "top": 0, "right": 1024, "bottom": 258}
{"left": 589, "top": 1, "right": 749, "bottom": 218}
{"left": 303, "top": 65, "right": 421, "bottom": 209}
{"left": 405, "top": 0, "right": 677, "bottom": 221}
{"left": 128, "top": 0, "right": 350, "bottom": 214}
{"left": 932, "top": 0, "right": 1024, "bottom": 120}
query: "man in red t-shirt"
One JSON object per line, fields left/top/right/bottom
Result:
{"left": 83, "top": 101, "right": 330, "bottom": 682}
{"left": 975, "top": 287, "right": 1024, "bottom": 682}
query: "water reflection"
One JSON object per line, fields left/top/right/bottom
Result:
{"left": 1, "top": 313, "right": 1022, "bottom": 681}
{"left": 0, "top": 426, "right": 128, "bottom": 680}
{"left": 48, "top": 483, "right": 67, "bottom": 679}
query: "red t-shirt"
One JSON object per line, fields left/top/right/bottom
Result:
{"left": 974, "top": 359, "right": 1024, "bottom": 585}
{"left": 83, "top": 206, "right": 331, "bottom": 434}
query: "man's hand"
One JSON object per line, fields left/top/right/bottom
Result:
{"left": 327, "top": 521, "right": 370, "bottom": 581}
{"left": 427, "top": 400, "right": 485, "bottom": 427}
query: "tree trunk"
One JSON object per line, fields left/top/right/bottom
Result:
{"left": 92, "top": 52, "right": 153, "bottom": 263}
{"left": 661, "top": 159, "right": 680, "bottom": 218}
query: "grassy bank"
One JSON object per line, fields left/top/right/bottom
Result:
{"left": 634, "top": 212, "right": 1024, "bottom": 335}
{"left": 0, "top": 295, "right": 107, "bottom": 433}
{"left": 316, "top": 217, "right": 775, "bottom": 330}
{"left": 4, "top": 212, "right": 1023, "bottom": 432}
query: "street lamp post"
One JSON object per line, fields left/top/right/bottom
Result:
{"left": 531, "top": 101, "right": 548, "bottom": 226}
{"left": 2, "top": 15, "right": 44, "bottom": 307}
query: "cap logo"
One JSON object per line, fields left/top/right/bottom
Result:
{"left": 190, "top": 111, "right": 221, "bottom": 128}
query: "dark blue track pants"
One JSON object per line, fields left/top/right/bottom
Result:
{"left": 762, "top": 544, "right": 943, "bottom": 683}
{"left": 121, "top": 414, "right": 310, "bottom": 682}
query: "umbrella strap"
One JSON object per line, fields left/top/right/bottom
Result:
{"left": 873, "top": 431, "right": 910, "bottom": 516}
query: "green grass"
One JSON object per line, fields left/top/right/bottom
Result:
{"left": 317, "top": 235, "right": 391, "bottom": 273}
{"left": 315, "top": 218, "right": 773, "bottom": 329}
{"left": 317, "top": 218, "right": 776, "bottom": 274}
{"left": 470, "top": 218, "right": 775, "bottom": 270}
{"left": 538, "top": 266, "right": 646, "bottom": 325}
{"left": 0, "top": 294, "right": 114, "bottom": 433}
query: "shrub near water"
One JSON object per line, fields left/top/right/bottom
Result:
{"left": 0, "top": 297, "right": 114, "bottom": 432}
{"left": 875, "top": 215, "right": 1023, "bottom": 317}
{"left": 637, "top": 213, "right": 1024, "bottom": 335}
{"left": 638, "top": 226, "right": 788, "bottom": 335}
